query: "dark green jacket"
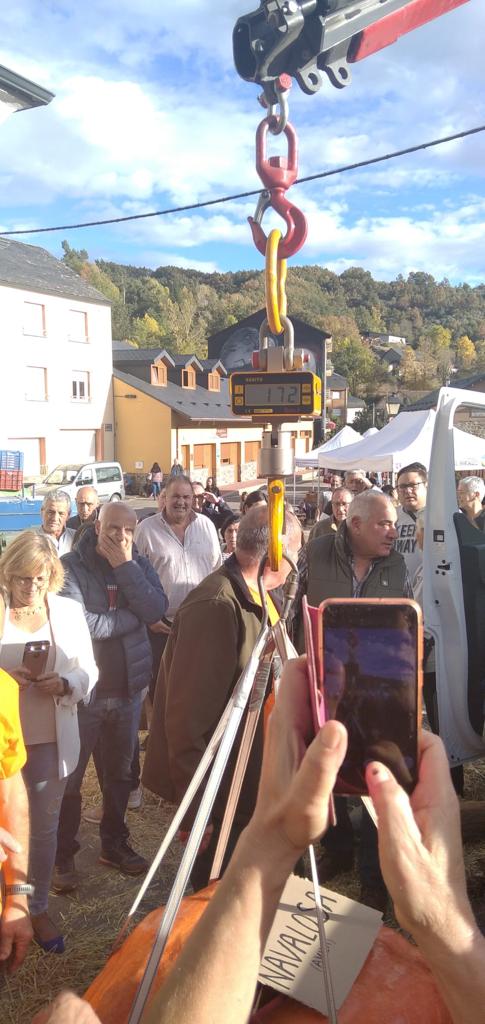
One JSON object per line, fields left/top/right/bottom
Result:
{"left": 142, "top": 555, "right": 280, "bottom": 828}
{"left": 295, "top": 523, "right": 409, "bottom": 650}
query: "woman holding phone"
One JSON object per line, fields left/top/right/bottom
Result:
{"left": 0, "top": 531, "right": 97, "bottom": 953}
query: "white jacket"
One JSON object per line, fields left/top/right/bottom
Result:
{"left": 0, "top": 592, "right": 98, "bottom": 779}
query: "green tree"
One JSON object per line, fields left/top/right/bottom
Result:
{"left": 332, "top": 337, "right": 377, "bottom": 393}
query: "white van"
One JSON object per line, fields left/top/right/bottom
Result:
{"left": 35, "top": 462, "right": 125, "bottom": 504}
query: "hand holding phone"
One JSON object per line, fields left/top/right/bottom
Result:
{"left": 319, "top": 599, "right": 422, "bottom": 796}
{"left": 22, "top": 641, "right": 50, "bottom": 681}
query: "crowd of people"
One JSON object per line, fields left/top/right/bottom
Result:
{"left": 1, "top": 463, "right": 485, "bottom": 1023}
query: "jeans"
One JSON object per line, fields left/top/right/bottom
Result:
{"left": 56, "top": 691, "right": 143, "bottom": 863}
{"left": 22, "top": 743, "right": 67, "bottom": 916}
{"left": 151, "top": 481, "right": 161, "bottom": 498}
{"left": 92, "top": 734, "right": 141, "bottom": 791}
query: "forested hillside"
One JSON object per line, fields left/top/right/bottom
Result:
{"left": 62, "top": 242, "right": 485, "bottom": 393}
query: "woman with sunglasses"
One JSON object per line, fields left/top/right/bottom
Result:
{"left": 0, "top": 531, "right": 97, "bottom": 953}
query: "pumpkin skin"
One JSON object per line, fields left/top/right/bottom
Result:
{"left": 84, "top": 884, "right": 452, "bottom": 1024}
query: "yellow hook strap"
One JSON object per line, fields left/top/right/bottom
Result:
{"left": 265, "top": 229, "right": 287, "bottom": 336}
{"left": 268, "top": 477, "right": 285, "bottom": 571}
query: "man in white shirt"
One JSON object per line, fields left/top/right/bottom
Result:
{"left": 39, "top": 493, "right": 75, "bottom": 555}
{"left": 134, "top": 475, "right": 222, "bottom": 698}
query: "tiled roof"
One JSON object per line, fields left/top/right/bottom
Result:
{"left": 114, "top": 369, "right": 251, "bottom": 424}
{"left": 405, "top": 373, "right": 485, "bottom": 411}
{"left": 0, "top": 238, "right": 110, "bottom": 304}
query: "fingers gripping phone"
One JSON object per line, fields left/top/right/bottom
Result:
{"left": 318, "top": 599, "right": 422, "bottom": 796}
{"left": 23, "top": 640, "right": 50, "bottom": 680}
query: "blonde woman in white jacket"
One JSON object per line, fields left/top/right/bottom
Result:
{"left": 0, "top": 530, "right": 97, "bottom": 953}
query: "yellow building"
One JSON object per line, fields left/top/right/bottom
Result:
{"left": 113, "top": 345, "right": 314, "bottom": 486}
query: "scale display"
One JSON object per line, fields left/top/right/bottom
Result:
{"left": 230, "top": 371, "right": 321, "bottom": 417}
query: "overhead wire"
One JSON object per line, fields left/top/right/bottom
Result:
{"left": 1, "top": 123, "right": 484, "bottom": 237}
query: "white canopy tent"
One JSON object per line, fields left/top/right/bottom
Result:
{"left": 316, "top": 410, "right": 485, "bottom": 474}
{"left": 294, "top": 424, "right": 361, "bottom": 468}
{"left": 363, "top": 427, "right": 379, "bottom": 437}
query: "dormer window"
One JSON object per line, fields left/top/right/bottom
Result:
{"left": 151, "top": 363, "right": 167, "bottom": 386}
{"left": 182, "top": 367, "right": 196, "bottom": 389}
{"left": 208, "top": 371, "right": 220, "bottom": 392}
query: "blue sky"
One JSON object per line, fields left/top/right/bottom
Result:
{"left": 0, "top": 1, "right": 483, "bottom": 283}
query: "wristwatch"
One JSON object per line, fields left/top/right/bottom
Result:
{"left": 4, "top": 883, "right": 34, "bottom": 897}
{"left": 60, "top": 677, "right": 72, "bottom": 697}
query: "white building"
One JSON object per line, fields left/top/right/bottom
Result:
{"left": 0, "top": 238, "right": 114, "bottom": 477}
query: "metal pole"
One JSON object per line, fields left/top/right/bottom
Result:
{"left": 127, "top": 612, "right": 271, "bottom": 1024}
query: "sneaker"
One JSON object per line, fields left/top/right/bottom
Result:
{"left": 127, "top": 785, "right": 143, "bottom": 810}
{"left": 99, "top": 841, "right": 148, "bottom": 876}
{"left": 51, "top": 858, "right": 78, "bottom": 894}
{"left": 31, "top": 912, "right": 65, "bottom": 954}
{"left": 83, "top": 803, "right": 103, "bottom": 824}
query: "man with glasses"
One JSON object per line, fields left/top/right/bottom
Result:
{"left": 395, "top": 462, "right": 428, "bottom": 578}
{"left": 309, "top": 486, "right": 352, "bottom": 541}
{"left": 67, "top": 486, "right": 99, "bottom": 531}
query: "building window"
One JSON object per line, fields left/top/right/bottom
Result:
{"left": 182, "top": 367, "right": 196, "bottom": 389}
{"left": 331, "top": 390, "right": 342, "bottom": 400}
{"left": 25, "top": 366, "right": 47, "bottom": 401}
{"left": 23, "top": 302, "right": 46, "bottom": 337}
{"left": 151, "top": 363, "right": 167, "bottom": 386}
{"left": 68, "top": 309, "right": 88, "bottom": 342}
{"left": 208, "top": 371, "right": 220, "bottom": 392}
{"left": 71, "top": 371, "right": 90, "bottom": 402}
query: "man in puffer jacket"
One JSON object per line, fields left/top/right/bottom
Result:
{"left": 54, "top": 503, "right": 167, "bottom": 888}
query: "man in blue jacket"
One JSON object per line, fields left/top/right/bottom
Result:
{"left": 53, "top": 503, "right": 167, "bottom": 888}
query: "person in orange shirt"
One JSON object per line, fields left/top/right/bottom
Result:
{"left": 0, "top": 664, "right": 33, "bottom": 969}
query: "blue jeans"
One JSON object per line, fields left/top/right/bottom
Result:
{"left": 22, "top": 743, "right": 67, "bottom": 915}
{"left": 151, "top": 481, "right": 161, "bottom": 497}
{"left": 56, "top": 691, "right": 143, "bottom": 863}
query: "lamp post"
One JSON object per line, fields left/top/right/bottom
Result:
{"left": 322, "top": 337, "right": 333, "bottom": 443}
{"left": 385, "top": 394, "right": 401, "bottom": 420}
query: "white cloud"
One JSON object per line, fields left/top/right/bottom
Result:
{"left": 0, "top": 1, "right": 483, "bottom": 283}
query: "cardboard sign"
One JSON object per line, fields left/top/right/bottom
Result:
{"left": 258, "top": 874, "right": 382, "bottom": 1014}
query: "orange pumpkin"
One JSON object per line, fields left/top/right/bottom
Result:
{"left": 85, "top": 884, "right": 452, "bottom": 1024}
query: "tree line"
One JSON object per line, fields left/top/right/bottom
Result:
{"left": 62, "top": 242, "right": 485, "bottom": 394}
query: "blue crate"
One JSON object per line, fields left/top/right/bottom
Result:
{"left": 0, "top": 450, "right": 24, "bottom": 471}
{"left": 0, "top": 497, "right": 42, "bottom": 532}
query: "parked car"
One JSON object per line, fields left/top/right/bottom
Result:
{"left": 33, "top": 462, "right": 125, "bottom": 503}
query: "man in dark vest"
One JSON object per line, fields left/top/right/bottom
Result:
{"left": 294, "top": 490, "right": 412, "bottom": 912}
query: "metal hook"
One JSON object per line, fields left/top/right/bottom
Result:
{"left": 248, "top": 118, "right": 307, "bottom": 259}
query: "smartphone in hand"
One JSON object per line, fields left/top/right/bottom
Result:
{"left": 23, "top": 640, "right": 50, "bottom": 680}
{"left": 318, "top": 599, "right": 422, "bottom": 796}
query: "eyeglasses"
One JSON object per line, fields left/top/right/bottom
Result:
{"left": 13, "top": 575, "right": 49, "bottom": 587}
{"left": 397, "top": 482, "right": 425, "bottom": 492}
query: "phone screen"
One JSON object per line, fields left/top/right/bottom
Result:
{"left": 320, "top": 600, "right": 421, "bottom": 796}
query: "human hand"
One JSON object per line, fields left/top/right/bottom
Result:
{"left": 149, "top": 619, "right": 171, "bottom": 635}
{"left": 97, "top": 533, "right": 132, "bottom": 568}
{"left": 249, "top": 656, "right": 347, "bottom": 858}
{"left": 366, "top": 731, "right": 474, "bottom": 943}
{"left": 0, "top": 826, "right": 22, "bottom": 863}
{"left": 0, "top": 899, "right": 33, "bottom": 972}
{"left": 8, "top": 665, "right": 32, "bottom": 689}
{"left": 178, "top": 824, "right": 214, "bottom": 856}
{"left": 203, "top": 491, "right": 219, "bottom": 505}
{"left": 34, "top": 673, "right": 64, "bottom": 696}
{"left": 32, "top": 991, "right": 101, "bottom": 1024}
